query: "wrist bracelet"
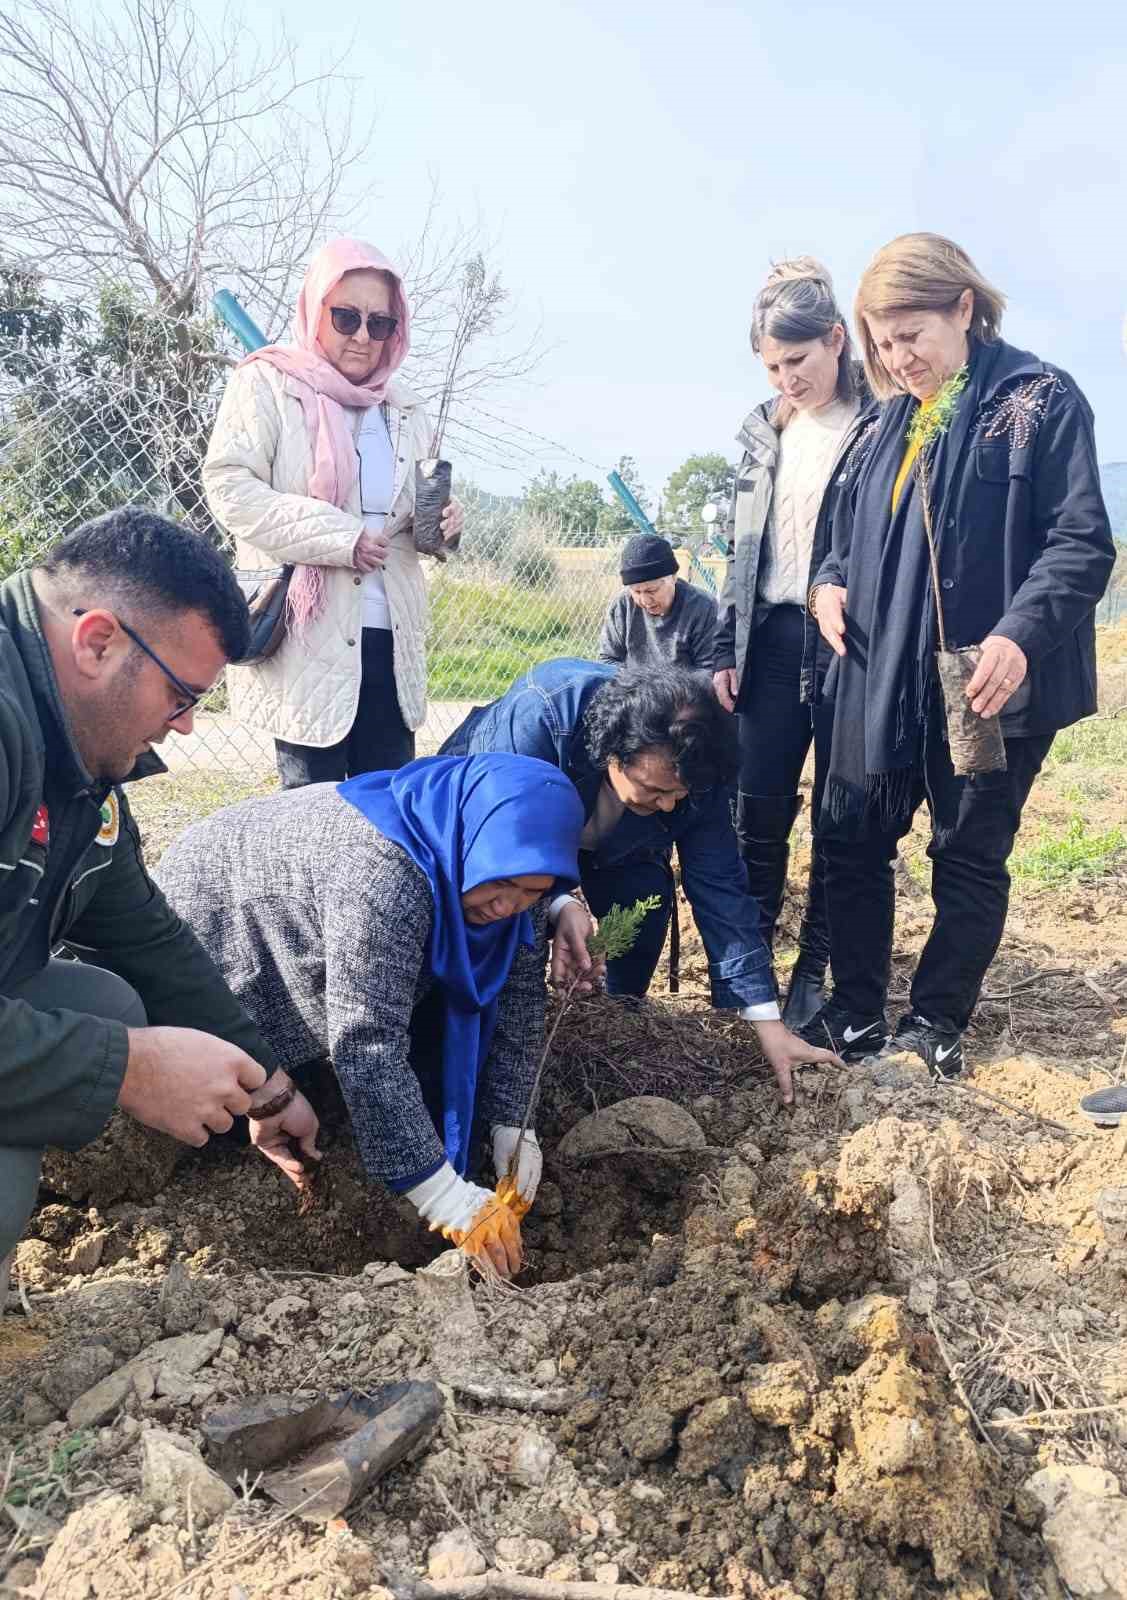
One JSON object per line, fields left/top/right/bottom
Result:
{"left": 807, "top": 585, "right": 824, "bottom": 619}
{"left": 247, "top": 1084, "right": 295, "bottom": 1121}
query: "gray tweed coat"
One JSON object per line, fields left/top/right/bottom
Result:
{"left": 154, "top": 783, "right": 549, "bottom": 1190}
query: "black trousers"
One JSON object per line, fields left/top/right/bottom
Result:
{"left": 737, "top": 606, "right": 824, "bottom": 805}
{"left": 822, "top": 700, "right": 1053, "bottom": 1033}
{"left": 580, "top": 855, "right": 674, "bottom": 998}
{"left": 275, "top": 628, "right": 415, "bottom": 789}
{"left": 734, "top": 605, "right": 830, "bottom": 978}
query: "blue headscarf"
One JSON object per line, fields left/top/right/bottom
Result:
{"left": 339, "top": 754, "right": 584, "bottom": 1179}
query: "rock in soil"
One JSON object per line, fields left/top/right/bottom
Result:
{"left": 34, "top": 1494, "right": 143, "bottom": 1600}
{"left": 66, "top": 1327, "right": 223, "bottom": 1429}
{"left": 509, "top": 1427, "right": 557, "bottom": 1487}
{"left": 1026, "top": 1464, "right": 1127, "bottom": 1599}
{"left": 40, "top": 1341, "right": 117, "bottom": 1412}
{"left": 427, "top": 1528, "right": 487, "bottom": 1579}
{"left": 157, "top": 1260, "right": 209, "bottom": 1334}
{"left": 557, "top": 1096, "right": 705, "bottom": 1163}
{"left": 495, "top": 1535, "right": 556, "bottom": 1574}
{"left": 141, "top": 1428, "right": 236, "bottom": 1525}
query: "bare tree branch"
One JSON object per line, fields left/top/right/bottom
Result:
{"left": 0, "top": 0, "right": 370, "bottom": 318}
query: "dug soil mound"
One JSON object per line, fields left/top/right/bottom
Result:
{"left": 3, "top": 995, "right": 1127, "bottom": 1599}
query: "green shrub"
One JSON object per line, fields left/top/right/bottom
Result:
{"left": 506, "top": 540, "right": 559, "bottom": 590}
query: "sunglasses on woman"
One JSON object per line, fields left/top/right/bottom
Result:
{"left": 329, "top": 307, "right": 399, "bottom": 342}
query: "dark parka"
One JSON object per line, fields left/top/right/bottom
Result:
{"left": 811, "top": 340, "right": 1115, "bottom": 741}
{"left": 0, "top": 571, "right": 279, "bottom": 1151}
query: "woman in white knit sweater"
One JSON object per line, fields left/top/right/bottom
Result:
{"left": 713, "top": 260, "right": 872, "bottom": 1027}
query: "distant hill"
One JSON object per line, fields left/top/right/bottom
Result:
{"left": 1102, "top": 462, "right": 1127, "bottom": 540}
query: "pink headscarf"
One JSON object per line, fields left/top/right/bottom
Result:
{"left": 242, "top": 237, "right": 412, "bottom": 631}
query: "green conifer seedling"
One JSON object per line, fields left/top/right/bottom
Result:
{"left": 507, "top": 895, "right": 664, "bottom": 1178}
{"left": 586, "top": 895, "right": 662, "bottom": 963}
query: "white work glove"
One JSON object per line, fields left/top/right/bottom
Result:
{"left": 406, "top": 1163, "right": 494, "bottom": 1233}
{"left": 406, "top": 1162, "right": 524, "bottom": 1279}
{"left": 491, "top": 1125, "right": 543, "bottom": 1207}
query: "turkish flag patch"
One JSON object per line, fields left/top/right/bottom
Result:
{"left": 31, "top": 804, "right": 49, "bottom": 848}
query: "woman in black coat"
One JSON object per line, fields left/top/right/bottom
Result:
{"left": 803, "top": 232, "right": 1115, "bottom": 1077}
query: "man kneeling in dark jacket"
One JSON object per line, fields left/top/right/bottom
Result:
{"left": 442, "top": 658, "right": 841, "bottom": 1101}
{"left": 0, "top": 509, "right": 320, "bottom": 1310}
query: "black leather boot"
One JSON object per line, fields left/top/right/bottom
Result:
{"left": 735, "top": 792, "right": 802, "bottom": 953}
{"left": 782, "top": 841, "right": 830, "bottom": 1028}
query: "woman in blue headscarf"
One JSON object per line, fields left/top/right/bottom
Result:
{"left": 156, "top": 754, "right": 585, "bottom": 1277}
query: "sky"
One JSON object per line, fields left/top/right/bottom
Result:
{"left": 193, "top": 0, "right": 1127, "bottom": 505}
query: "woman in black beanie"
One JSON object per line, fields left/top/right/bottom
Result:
{"left": 598, "top": 534, "right": 716, "bottom": 672}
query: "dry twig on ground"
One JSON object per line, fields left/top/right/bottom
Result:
{"left": 544, "top": 993, "right": 766, "bottom": 1110}
{"left": 928, "top": 1311, "right": 1002, "bottom": 1459}
{"left": 409, "top": 1577, "right": 719, "bottom": 1600}
{"left": 939, "top": 1077, "right": 1084, "bottom": 1138}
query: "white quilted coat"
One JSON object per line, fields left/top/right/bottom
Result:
{"left": 203, "top": 362, "right": 433, "bottom": 745}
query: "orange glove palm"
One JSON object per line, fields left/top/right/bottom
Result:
{"left": 494, "top": 1175, "right": 532, "bottom": 1220}
{"left": 443, "top": 1196, "right": 524, "bottom": 1278}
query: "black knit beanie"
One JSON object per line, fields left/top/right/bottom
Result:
{"left": 619, "top": 534, "right": 678, "bottom": 586}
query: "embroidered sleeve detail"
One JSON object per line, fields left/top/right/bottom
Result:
{"left": 837, "top": 418, "right": 879, "bottom": 484}
{"left": 978, "top": 374, "right": 1063, "bottom": 450}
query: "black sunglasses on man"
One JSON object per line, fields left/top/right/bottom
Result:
{"left": 72, "top": 609, "right": 204, "bottom": 722}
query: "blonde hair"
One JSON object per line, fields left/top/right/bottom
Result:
{"left": 854, "top": 233, "right": 1007, "bottom": 399}
{"left": 751, "top": 256, "right": 856, "bottom": 424}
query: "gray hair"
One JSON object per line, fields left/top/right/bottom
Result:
{"left": 750, "top": 257, "right": 856, "bottom": 406}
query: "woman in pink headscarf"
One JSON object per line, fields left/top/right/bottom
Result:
{"left": 204, "top": 238, "right": 464, "bottom": 786}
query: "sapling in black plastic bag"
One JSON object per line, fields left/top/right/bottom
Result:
{"left": 912, "top": 371, "right": 1007, "bottom": 777}
{"left": 413, "top": 254, "right": 507, "bottom": 556}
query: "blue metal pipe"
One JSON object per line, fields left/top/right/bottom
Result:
{"left": 212, "top": 289, "right": 267, "bottom": 353}
{"left": 606, "top": 469, "right": 657, "bottom": 537}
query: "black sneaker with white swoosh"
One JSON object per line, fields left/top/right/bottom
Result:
{"left": 796, "top": 1001, "right": 890, "bottom": 1062}
{"left": 886, "top": 1013, "right": 965, "bottom": 1079}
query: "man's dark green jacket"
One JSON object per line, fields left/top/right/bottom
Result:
{"left": 0, "top": 571, "right": 278, "bottom": 1151}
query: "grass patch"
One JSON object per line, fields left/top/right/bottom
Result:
{"left": 126, "top": 769, "right": 277, "bottom": 865}
{"left": 1010, "top": 815, "right": 1126, "bottom": 885}
{"left": 427, "top": 576, "right": 611, "bottom": 701}
{"left": 1044, "top": 713, "right": 1127, "bottom": 770}
{"left": 2, "top": 1431, "right": 99, "bottom": 1558}
{"left": 1, "top": 1432, "right": 94, "bottom": 1510}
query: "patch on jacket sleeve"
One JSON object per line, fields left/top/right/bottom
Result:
{"left": 95, "top": 791, "right": 120, "bottom": 848}
{"left": 30, "top": 804, "right": 50, "bottom": 848}
{"left": 978, "top": 374, "right": 1062, "bottom": 451}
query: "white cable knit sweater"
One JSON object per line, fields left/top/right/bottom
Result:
{"left": 758, "top": 396, "right": 858, "bottom": 608}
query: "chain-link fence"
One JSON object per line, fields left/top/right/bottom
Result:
{"left": 0, "top": 292, "right": 725, "bottom": 776}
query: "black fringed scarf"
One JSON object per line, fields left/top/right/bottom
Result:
{"left": 820, "top": 340, "right": 1004, "bottom": 839}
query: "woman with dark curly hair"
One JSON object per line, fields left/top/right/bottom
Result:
{"left": 442, "top": 659, "right": 841, "bottom": 1102}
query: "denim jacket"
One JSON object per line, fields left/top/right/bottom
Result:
{"left": 441, "top": 658, "right": 774, "bottom": 1010}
